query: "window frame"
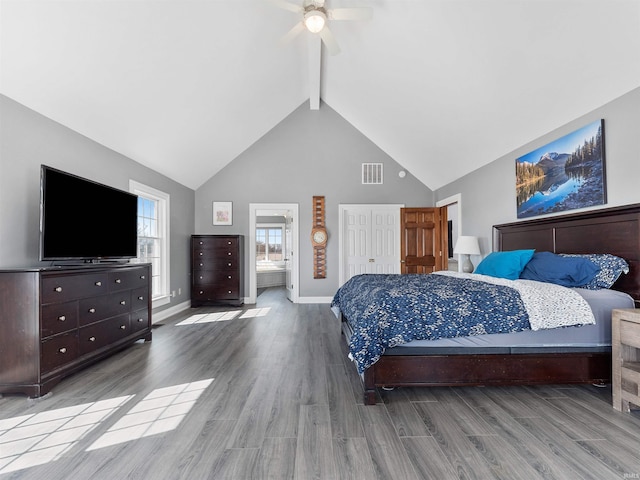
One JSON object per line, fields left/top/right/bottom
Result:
{"left": 256, "top": 223, "right": 285, "bottom": 268}
{"left": 129, "top": 180, "right": 170, "bottom": 308}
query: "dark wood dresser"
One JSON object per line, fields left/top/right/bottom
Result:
{"left": 0, "top": 263, "right": 152, "bottom": 397}
{"left": 191, "top": 235, "right": 244, "bottom": 307}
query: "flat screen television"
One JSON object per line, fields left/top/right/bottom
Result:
{"left": 39, "top": 165, "right": 138, "bottom": 262}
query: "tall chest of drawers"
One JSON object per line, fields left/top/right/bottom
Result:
{"left": 191, "top": 235, "right": 244, "bottom": 307}
{"left": 0, "top": 263, "right": 152, "bottom": 397}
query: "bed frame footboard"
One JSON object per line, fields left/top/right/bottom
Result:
{"left": 361, "top": 352, "right": 611, "bottom": 405}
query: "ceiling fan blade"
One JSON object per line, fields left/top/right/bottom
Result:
{"left": 280, "top": 21, "right": 306, "bottom": 45}
{"left": 319, "top": 26, "right": 340, "bottom": 55}
{"left": 270, "top": 0, "right": 304, "bottom": 14}
{"left": 328, "top": 7, "right": 373, "bottom": 21}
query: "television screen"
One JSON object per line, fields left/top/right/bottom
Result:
{"left": 40, "top": 165, "right": 138, "bottom": 261}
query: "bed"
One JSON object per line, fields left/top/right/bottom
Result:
{"left": 332, "top": 203, "right": 640, "bottom": 405}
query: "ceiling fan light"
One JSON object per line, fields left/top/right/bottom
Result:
{"left": 304, "top": 10, "right": 326, "bottom": 33}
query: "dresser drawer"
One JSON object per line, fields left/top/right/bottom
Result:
{"left": 79, "top": 314, "right": 130, "bottom": 355}
{"left": 193, "top": 237, "right": 239, "bottom": 249}
{"left": 192, "top": 270, "right": 239, "bottom": 285}
{"left": 193, "top": 248, "right": 239, "bottom": 263}
{"left": 130, "top": 308, "right": 150, "bottom": 335}
{"left": 620, "top": 320, "right": 640, "bottom": 349}
{"left": 193, "top": 285, "right": 240, "bottom": 301}
{"left": 108, "top": 267, "right": 149, "bottom": 292}
{"left": 131, "top": 286, "right": 149, "bottom": 311}
{"left": 42, "top": 301, "right": 79, "bottom": 337}
{"left": 41, "top": 273, "right": 109, "bottom": 304}
{"left": 193, "top": 256, "right": 240, "bottom": 272}
{"left": 79, "top": 292, "right": 131, "bottom": 326}
{"left": 41, "top": 332, "right": 79, "bottom": 373}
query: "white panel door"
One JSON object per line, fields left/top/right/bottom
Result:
{"left": 345, "top": 210, "right": 371, "bottom": 280}
{"left": 371, "top": 210, "right": 400, "bottom": 274}
{"left": 341, "top": 205, "right": 401, "bottom": 285}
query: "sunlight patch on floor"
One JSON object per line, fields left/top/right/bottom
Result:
{"left": 0, "top": 395, "right": 134, "bottom": 474}
{"left": 176, "top": 307, "right": 271, "bottom": 325}
{"left": 86, "top": 378, "right": 214, "bottom": 451}
{"left": 239, "top": 307, "right": 270, "bottom": 318}
{"left": 175, "top": 311, "right": 240, "bottom": 325}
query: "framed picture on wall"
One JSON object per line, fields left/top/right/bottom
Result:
{"left": 516, "top": 119, "right": 606, "bottom": 219}
{"left": 213, "top": 201, "right": 233, "bottom": 225}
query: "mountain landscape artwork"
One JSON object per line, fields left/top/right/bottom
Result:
{"left": 516, "top": 119, "right": 606, "bottom": 219}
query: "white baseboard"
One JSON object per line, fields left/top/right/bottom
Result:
{"left": 152, "top": 299, "right": 191, "bottom": 324}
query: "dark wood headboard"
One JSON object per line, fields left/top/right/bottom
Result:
{"left": 494, "top": 203, "right": 640, "bottom": 304}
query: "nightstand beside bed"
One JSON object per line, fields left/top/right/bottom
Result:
{"left": 612, "top": 308, "right": 640, "bottom": 412}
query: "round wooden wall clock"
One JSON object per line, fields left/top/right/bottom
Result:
{"left": 311, "top": 196, "right": 327, "bottom": 279}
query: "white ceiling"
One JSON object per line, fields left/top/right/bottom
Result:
{"left": 2, "top": 0, "right": 639, "bottom": 191}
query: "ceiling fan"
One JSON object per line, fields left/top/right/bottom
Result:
{"left": 272, "top": 0, "right": 373, "bottom": 56}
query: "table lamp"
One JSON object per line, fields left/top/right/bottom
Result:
{"left": 453, "top": 236, "right": 481, "bottom": 273}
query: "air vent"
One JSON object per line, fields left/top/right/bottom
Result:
{"left": 362, "top": 163, "right": 383, "bottom": 184}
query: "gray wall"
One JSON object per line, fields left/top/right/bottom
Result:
{"left": 195, "top": 101, "right": 434, "bottom": 298}
{"left": 435, "top": 87, "right": 640, "bottom": 261}
{"left": 0, "top": 94, "right": 195, "bottom": 316}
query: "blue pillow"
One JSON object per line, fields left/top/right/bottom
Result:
{"left": 474, "top": 249, "right": 535, "bottom": 280}
{"left": 519, "top": 251, "right": 599, "bottom": 287}
{"left": 560, "top": 253, "right": 629, "bottom": 289}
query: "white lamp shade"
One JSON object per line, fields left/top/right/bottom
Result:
{"left": 453, "top": 236, "right": 480, "bottom": 255}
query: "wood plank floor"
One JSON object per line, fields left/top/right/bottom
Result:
{"left": 1, "top": 287, "right": 640, "bottom": 479}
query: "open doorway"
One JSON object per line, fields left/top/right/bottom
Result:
{"left": 436, "top": 194, "right": 462, "bottom": 272}
{"left": 248, "top": 203, "right": 299, "bottom": 304}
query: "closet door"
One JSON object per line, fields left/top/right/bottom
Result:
{"left": 341, "top": 205, "right": 401, "bottom": 285}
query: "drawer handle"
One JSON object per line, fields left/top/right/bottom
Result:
{"left": 54, "top": 286, "right": 63, "bottom": 293}
{"left": 228, "top": 252, "right": 232, "bottom": 256}
{"left": 89, "top": 336, "right": 96, "bottom": 342}
{"left": 199, "top": 241, "right": 203, "bottom": 245}
{"left": 199, "top": 263, "right": 204, "bottom": 267}
{"left": 228, "top": 290, "right": 232, "bottom": 294}
{"left": 228, "top": 263, "right": 232, "bottom": 267}
{"left": 138, "top": 296, "right": 144, "bottom": 301}
{"left": 137, "top": 318, "right": 144, "bottom": 323}
{"left": 120, "top": 325, "right": 126, "bottom": 330}
{"left": 199, "top": 276, "right": 203, "bottom": 280}
{"left": 199, "top": 290, "right": 204, "bottom": 294}
{"left": 140, "top": 275, "right": 145, "bottom": 280}
{"left": 115, "top": 279, "right": 122, "bottom": 284}
{"left": 59, "top": 347, "right": 67, "bottom": 354}
{"left": 199, "top": 252, "right": 203, "bottom": 256}
{"left": 95, "top": 281, "right": 102, "bottom": 286}
{"left": 228, "top": 275, "right": 232, "bottom": 279}
{"left": 88, "top": 308, "right": 96, "bottom": 314}
{"left": 58, "top": 315, "right": 66, "bottom": 322}
{"left": 120, "top": 300, "right": 126, "bottom": 305}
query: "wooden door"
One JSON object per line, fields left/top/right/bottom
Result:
{"left": 400, "top": 207, "right": 448, "bottom": 274}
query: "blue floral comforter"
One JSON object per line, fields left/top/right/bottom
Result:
{"left": 331, "top": 272, "right": 556, "bottom": 374}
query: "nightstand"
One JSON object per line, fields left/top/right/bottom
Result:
{"left": 612, "top": 309, "right": 640, "bottom": 412}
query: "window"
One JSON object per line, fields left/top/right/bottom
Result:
{"left": 130, "top": 181, "right": 170, "bottom": 307}
{"left": 256, "top": 226, "right": 284, "bottom": 270}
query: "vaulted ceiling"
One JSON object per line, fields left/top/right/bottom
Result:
{"left": 2, "top": 0, "right": 639, "bottom": 191}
